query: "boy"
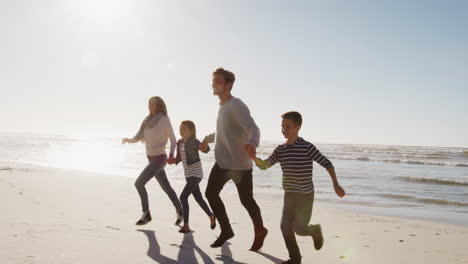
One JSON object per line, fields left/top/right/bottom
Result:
{"left": 248, "top": 111, "right": 345, "bottom": 264}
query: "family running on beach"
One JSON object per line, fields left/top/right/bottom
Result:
{"left": 122, "top": 67, "right": 346, "bottom": 264}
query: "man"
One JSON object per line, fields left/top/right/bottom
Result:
{"left": 200, "top": 67, "right": 268, "bottom": 251}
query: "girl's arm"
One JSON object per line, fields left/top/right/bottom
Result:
{"left": 196, "top": 139, "right": 210, "bottom": 153}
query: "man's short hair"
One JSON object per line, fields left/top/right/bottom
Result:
{"left": 213, "top": 67, "right": 236, "bottom": 84}
{"left": 281, "top": 111, "right": 302, "bottom": 127}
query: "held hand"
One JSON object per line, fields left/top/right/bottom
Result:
{"left": 334, "top": 184, "right": 346, "bottom": 198}
{"left": 122, "top": 138, "right": 129, "bottom": 144}
{"left": 199, "top": 142, "right": 209, "bottom": 152}
{"left": 243, "top": 144, "right": 256, "bottom": 159}
{"left": 167, "top": 156, "right": 175, "bottom": 165}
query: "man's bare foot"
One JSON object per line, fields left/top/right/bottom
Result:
{"left": 210, "top": 215, "right": 216, "bottom": 230}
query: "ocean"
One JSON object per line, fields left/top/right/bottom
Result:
{"left": 1, "top": 132, "right": 467, "bottom": 226}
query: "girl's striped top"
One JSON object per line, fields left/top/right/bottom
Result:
{"left": 256, "top": 137, "right": 334, "bottom": 193}
{"left": 180, "top": 142, "right": 204, "bottom": 178}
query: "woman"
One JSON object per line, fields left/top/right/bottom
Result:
{"left": 122, "top": 96, "right": 183, "bottom": 226}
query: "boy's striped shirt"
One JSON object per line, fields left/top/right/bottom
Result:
{"left": 258, "top": 137, "right": 334, "bottom": 193}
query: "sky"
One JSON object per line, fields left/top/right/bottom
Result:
{"left": 1, "top": 0, "right": 467, "bottom": 147}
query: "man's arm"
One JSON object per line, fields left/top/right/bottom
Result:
{"left": 203, "top": 133, "right": 215, "bottom": 144}
{"left": 200, "top": 133, "right": 215, "bottom": 152}
{"left": 232, "top": 99, "right": 260, "bottom": 148}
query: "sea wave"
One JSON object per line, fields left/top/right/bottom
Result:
{"left": 327, "top": 154, "right": 468, "bottom": 167}
{"left": 371, "top": 192, "right": 468, "bottom": 207}
{"left": 399, "top": 176, "right": 468, "bottom": 186}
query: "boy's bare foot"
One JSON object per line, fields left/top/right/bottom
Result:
{"left": 312, "top": 224, "right": 324, "bottom": 250}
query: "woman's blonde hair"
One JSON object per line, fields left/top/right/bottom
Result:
{"left": 149, "top": 96, "right": 167, "bottom": 115}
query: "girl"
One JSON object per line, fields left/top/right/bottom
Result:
{"left": 122, "top": 96, "right": 183, "bottom": 226}
{"left": 173, "top": 120, "right": 215, "bottom": 233}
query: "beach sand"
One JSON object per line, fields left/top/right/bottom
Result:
{"left": 1, "top": 161, "right": 467, "bottom": 264}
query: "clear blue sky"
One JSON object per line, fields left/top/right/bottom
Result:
{"left": 1, "top": 0, "right": 467, "bottom": 147}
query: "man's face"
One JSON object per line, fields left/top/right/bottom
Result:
{"left": 281, "top": 118, "right": 300, "bottom": 140}
{"left": 212, "top": 74, "right": 231, "bottom": 96}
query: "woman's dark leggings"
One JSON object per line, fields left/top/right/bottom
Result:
{"left": 135, "top": 155, "right": 182, "bottom": 213}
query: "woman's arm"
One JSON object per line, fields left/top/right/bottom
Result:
{"left": 166, "top": 117, "right": 177, "bottom": 157}
{"left": 122, "top": 119, "right": 146, "bottom": 144}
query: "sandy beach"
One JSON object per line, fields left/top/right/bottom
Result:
{"left": 1, "top": 161, "right": 467, "bottom": 264}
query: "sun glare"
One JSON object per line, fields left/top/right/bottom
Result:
{"left": 45, "top": 141, "right": 127, "bottom": 175}
{"left": 73, "top": 0, "right": 133, "bottom": 25}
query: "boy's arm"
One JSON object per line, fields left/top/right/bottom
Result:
{"left": 251, "top": 147, "right": 279, "bottom": 170}
{"left": 327, "top": 167, "right": 345, "bottom": 198}
{"left": 308, "top": 144, "right": 345, "bottom": 198}
{"left": 254, "top": 157, "right": 272, "bottom": 170}
{"left": 308, "top": 144, "right": 334, "bottom": 169}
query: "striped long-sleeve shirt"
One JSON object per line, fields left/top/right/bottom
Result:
{"left": 256, "top": 137, "right": 334, "bottom": 194}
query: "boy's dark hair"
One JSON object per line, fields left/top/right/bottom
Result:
{"left": 281, "top": 111, "right": 302, "bottom": 127}
{"left": 213, "top": 67, "right": 236, "bottom": 84}
{"left": 181, "top": 120, "right": 197, "bottom": 138}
